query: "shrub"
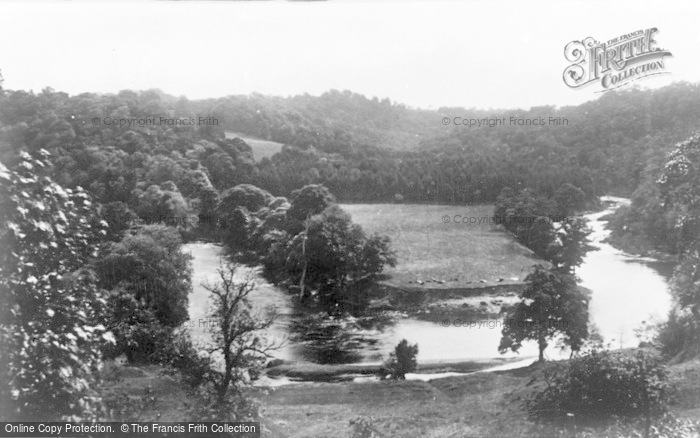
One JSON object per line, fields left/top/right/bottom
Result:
{"left": 349, "top": 416, "right": 381, "bottom": 438}
{"left": 383, "top": 339, "right": 418, "bottom": 379}
{"left": 103, "top": 288, "right": 175, "bottom": 363}
{"left": 0, "top": 151, "right": 113, "bottom": 421}
{"left": 575, "top": 414, "right": 699, "bottom": 438}
{"left": 528, "top": 349, "right": 670, "bottom": 425}
{"left": 657, "top": 307, "right": 697, "bottom": 359}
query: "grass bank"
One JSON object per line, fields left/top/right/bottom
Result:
{"left": 99, "top": 354, "right": 700, "bottom": 436}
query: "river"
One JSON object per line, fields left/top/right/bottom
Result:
{"left": 183, "top": 196, "right": 673, "bottom": 368}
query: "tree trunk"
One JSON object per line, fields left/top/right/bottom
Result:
{"left": 538, "top": 343, "right": 545, "bottom": 362}
{"left": 299, "top": 218, "right": 310, "bottom": 302}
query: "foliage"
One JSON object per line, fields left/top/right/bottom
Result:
{"left": 0, "top": 150, "right": 113, "bottom": 420}
{"left": 623, "top": 134, "right": 700, "bottom": 360}
{"left": 658, "top": 133, "right": 700, "bottom": 256}
{"left": 96, "top": 225, "right": 192, "bottom": 327}
{"left": 218, "top": 183, "right": 273, "bottom": 214}
{"left": 349, "top": 416, "right": 382, "bottom": 438}
{"left": 100, "top": 386, "right": 159, "bottom": 422}
{"left": 99, "top": 201, "right": 138, "bottom": 242}
{"left": 200, "top": 261, "right": 278, "bottom": 406}
{"left": 132, "top": 183, "right": 188, "bottom": 225}
{"left": 284, "top": 205, "right": 397, "bottom": 314}
{"left": 546, "top": 218, "right": 597, "bottom": 274}
{"left": 528, "top": 349, "right": 670, "bottom": 427}
{"left": 575, "top": 415, "right": 699, "bottom": 438}
{"left": 102, "top": 288, "right": 175, "bottom": 363}
{"left": 216, "top": 184, "right": 274, "bottom": 250}
{"left": 499, "top": 265, "right": 590, "bottom": 361}
{"left": 494, "top": 186, "right": 595, "bottom": 272}
{"left": 2, "top": 83, "right": 700, "bottom": 209}
{"left": 285, "top": 184, "right": 336, "bottom": 234}
{"left": 657, "top": 308, "right": 698, "bottom": 359}
{"left": 95, "top": 225, "right": 192, "bottom": 363}
{"left": 383, "top": 339, "right": 419, "bottom": 380}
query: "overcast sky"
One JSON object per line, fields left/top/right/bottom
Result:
{"left": 0, "top": 0, "right": 698, "bottom": 110}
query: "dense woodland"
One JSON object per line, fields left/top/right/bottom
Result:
{"left": 2, "top": 82, "right": 700, "bottom": 210}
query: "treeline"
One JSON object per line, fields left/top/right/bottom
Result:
{"left": 607, "top": 134, "right": 700, "bottom": 359}
{"left": 3, "top": 82, "right": 700, "bottom": 211}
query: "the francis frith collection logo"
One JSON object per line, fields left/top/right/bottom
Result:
{"left": 563, "top": 28, "right": 672, "bottom": 92}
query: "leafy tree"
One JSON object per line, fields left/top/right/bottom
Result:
{"left": 95, "top": 225, "right": 192, "bottom": 360}
{"left": 546, "top": 218, "right": 596, "bottom": 274}
{"left": 218, "top": 184, "right": 273, "bottom": 214}
{"left": 196, "top": 185, "right": 219, "bottom": 235}
{"left": 132, "top": 184, "right": 188, "bottom": 225}
{"left": 554, "top": 183, "right": 587, "bottom": 217}
{"left": 0, "top": 150, "right": 114, "bottom": 420}
{"left": 656, "top": 134, "right": 700, "bottom": 359}
{"left": 284, "top": 206, "right": 396, "bottom": 314}
{"left": 658, "top": 133, "right": 700, "bottom": 256}
{"left": 100, "top": 201, "right": 138, "bottom": 242}
{"left": 192, "top": 261, "right": 279, "bottom": 420}
{"left": 499, "top": 265, "right": 590, "bottom": 361}
{"left": 285, "top": 184, "right": 336, "bottom": 234}
{"left": 383, "top": 339, "right": 419, "bottom": 380}
{"left": 493, "top": 187, "right": 558, "bottom": 258}
{"left": 216, "top": 184, "right": 274, "bottom": 250}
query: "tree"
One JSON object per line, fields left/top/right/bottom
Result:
{"left": 95, "top": 225, "right": 192, "bottom": 361}
{"left": 284, "top": 206, "right": 396, "bottom": 314}
{"left": 216, "top": 184, "right": 273, "bottom": 250}
{"left": 197, "top": 185, "right": 219, "bottom": 235}
{"left": 218, "top": 184, "right": 273, "bottom": 214}
{"left": 97, "top": 225, "right": 192, "bottom": 326}
{"left": 197, "top": 261, "right": 279, "bottom": 418}
{"left": 546, "top": 218, "right": 596, "bottom": 274}
{"left": 554, "top": 183, "right": 587, "bottom": 217}
{"left": 132, "top": 184, "right": 188, "bottom": 225}
{"left": 657, "top": 134, "right": 700, "bottom": 358}
{"left": 285, "top": 184, "right": 336, "bottom": 234}
{"left": 383, "top": 339, "right": 419, "bottom": 379}
{"left": 100, "top": 201, "right": 138, "bottom": 242}
{"left": 0, "top": 150, "right": 114, "bottom": 420}
{"left": 499, "top": 265, "right": 590, "bottom": 361}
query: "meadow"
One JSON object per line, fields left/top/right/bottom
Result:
{"left": 340, "top": 204, "right": 542, "bottom": 290}
{"left": 225, "top": 131, "right": 285, "bottom": 161}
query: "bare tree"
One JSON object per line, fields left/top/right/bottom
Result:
{"left": 202, "top": 260, "right": 281, "bottom": 405}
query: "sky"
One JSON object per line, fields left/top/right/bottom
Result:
{"left": 0, "top": 0, "right": 698, "bottom": 110}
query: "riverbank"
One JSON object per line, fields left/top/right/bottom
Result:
{"left": 99, "top": 353, "right": 700, "bottom": 437}
{"left": 261, "top": 355, "right": 700, "bottom": 438}
{"left": 366, "top": 281, "right": 526, "bottom": 320}
{"left": 264, "top": 356, "right": 528, "bottom": 382}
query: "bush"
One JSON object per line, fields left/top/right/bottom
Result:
{"left": 657, "top": 307, "right": 697, "bottom": 359}
{"left": 528, "top": 349, "right": 670, "bottom": 425}
{"left": 383, "top": 339, "right": 418, "bottom": 380}
{"left": 166, "top": 332, "right": 212, "bottom": 388}
{"left": 0, "top": 151, "right": 113, "bottom": 421}
{"left": 349, "top": 416, "right": 381, "bottom": 438}
{"left": 575, "top": 414, "right": 700, "bottom": 438}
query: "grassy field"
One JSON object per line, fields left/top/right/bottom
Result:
{"left": 260, "top": 358, "right": 700, "bottom": 438}
{"left": 103, "top": 357, "right": 700, "bottom": 437}
{"left": 341, "top": 204, "right": 543, "bottom": 290}
{"left": 225, "top": 131, "right": 284, "bottom": 161}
